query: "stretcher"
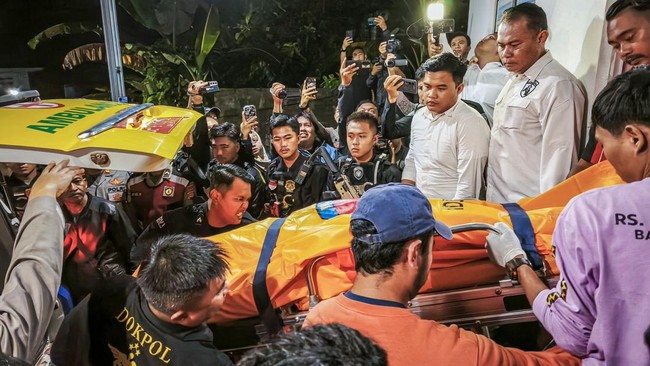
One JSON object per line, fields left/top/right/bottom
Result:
{"left": 208, "top": 161, "right": 623, "bottom": 352}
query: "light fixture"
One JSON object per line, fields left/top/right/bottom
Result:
{"left": 427, "top": 2, "right": 444, "bottom": 22}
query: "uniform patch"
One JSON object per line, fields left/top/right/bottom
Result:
{"left": 162, "top": 186, "right": 175, "bottom": 197}
{"left": 268, "top": 180, "right": 278, "bottom": 191}
{"left": 155, "top": 216, "right": 166, "bottom": 228}
{"left": 285, "top": 180, "right": 296, "bottom": 193}
{"left": 353, "top": 166, "right": 364, "bottom": 180}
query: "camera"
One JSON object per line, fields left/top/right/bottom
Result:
{"left": 270, "top": 87, "right": 287, "bottom": 99}
{"left": 243, "top": 105, "right": 257, "bottom": 119}
{"left": 367, "top": 17, "right": 376, "bottom": 27}
{"left": 345, "top": 60, "right": 373, "bottom": 69}
{"left": 374, "top": 138, "right": 390, "bottom": 156}
{"left": 199, "top": 81, "right": 219, "bottom": 95}
{"left": 385, "top": 59, "right": 408, "bottom": 68}
{"left": 386, "top": 36, "right": 402, "bottom": 54}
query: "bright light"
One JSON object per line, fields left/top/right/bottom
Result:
{"left": 8, "top": 89, "right": 19, "bottom": 96}
{"left": 427, "top": 2, "right": 444, "bottom": 21}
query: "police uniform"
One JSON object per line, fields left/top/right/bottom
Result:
{"left": 126, "top": 170, "right": 196, "bottom": 230}
{"left": 328, "top": 153, "right": 402, "bottom": 199}
{"left": 132, "top": 201, "right": 256, "bottom": 266}
{"left": 265, "top": 150, "right": 329, "bottom": 218}
{"left": 87, "top": 170, "right": 130, "bottom": 203}
{"left": 51, "top": 275, "right": 233, "bottom": 366}
{"left": 4, "top": 172, "right": 39, "bottom": 220}
{"left": 243, "top": 161, "right": 267, "bottom": 219}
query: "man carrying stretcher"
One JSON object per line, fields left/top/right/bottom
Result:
{"left": 303, "top": 183, "right": 579, "bottom": 366}
{"left": 486, "top": 67, "right": 650, "bottom": 365}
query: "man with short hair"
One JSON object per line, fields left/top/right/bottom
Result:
{"left": 569, "top": 0, "right": 649, "bottom": 176}
{"left": 4, "top": 163, "right": 39, "bottom": 219}
{"left": 326, "top": 112, "right": 401, "bottom": 199}
{"left": 52, "top": 234, "right": 234, "bottom": 365}
{"left": 133, "top": 164, "right": 256, "bottom": 265}
{"left": 60, "top": 171, "right": 137, "bottom": 303}
{"left": 487, "top": 3, "right": 586, "bottom": 202}
{"left": 486, "top": 67, "right": 650, "bottom": 365}
{"left": 266, "top": 115, "right": 329, "bottom": 217}
{"left": 303, "top": 183, "right": 579, "bottom": 366}
{"left": 401, "top": 53, "right": 490, "bottom": 200}
{"left": 449, "top": 32, "right": 471, "bottom": 63}
{"left": 237, "top": 324, "right": 387, "bottom": 366}
{"left": 460, "top": 32, "right": 508, "bottom": 125}
{"left": 210, "top": 122, "right": 266, "bottom": 218}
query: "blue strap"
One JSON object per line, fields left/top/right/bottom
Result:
{"left": 501, "top": 203, "right": 543, "bottom": 270}
{"left": 253, "top": 218, "right": 286, "bottom": 335}
{"left": 57, "top": 285, "right": 74, "bottom": 315}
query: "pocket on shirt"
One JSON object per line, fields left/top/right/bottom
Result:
{"left": 501, "top": 98, "right": 532, "bottom": 129}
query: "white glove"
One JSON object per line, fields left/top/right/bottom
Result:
{"left": 485, "top": 222, "right": 526, "bottom": 267}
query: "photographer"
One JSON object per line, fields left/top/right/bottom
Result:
{"left": 366, "top": 40, "right": 407, "bottom": 116}
{"left": 184, "top": 80, "right": 254, "bottom": 185}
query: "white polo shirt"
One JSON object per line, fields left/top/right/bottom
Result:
{"left": 486, "top": 51, "right": 586, "bottom": 203}
{"left": 403, "top": 99, "right": 490, "bottom": 200}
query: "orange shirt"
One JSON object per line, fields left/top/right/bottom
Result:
{"left": 303, "top": 293, "right": 579, "bottom": 366}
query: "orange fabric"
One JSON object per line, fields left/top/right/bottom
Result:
{"left": 303, "top": 294, "right": 580, "bottom": 366}
{"left": 207, "top": 161, "right": 622, "bottom": 323}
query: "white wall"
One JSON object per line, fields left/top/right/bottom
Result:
{"left": 467, "top": 0, "right": 618, "bottom": 125}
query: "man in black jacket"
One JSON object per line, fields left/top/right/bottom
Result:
{"left": 59, "top": 172, "right": 137, "bottom": 304}
{"left": 266, "top": 115, "right": 329, "bottom": 217}
{"left": 52, "top": 234, "right": 233, "bottom": 365}
{"left": 132, "top": 164, "right": 256, "bottom": 266}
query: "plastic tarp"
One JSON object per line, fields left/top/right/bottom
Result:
{"left": 208, "top": 161, "right": 623, "bottom": 323}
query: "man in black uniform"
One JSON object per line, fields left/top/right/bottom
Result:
{"left": 266, "top": 115, "right": 329, "bottom": 217}
{"left": 209, "top": 122, "right": 266, "bottom": 218}
{"left": 59, "top": 172, "right": 138, "bottom": 304}
{"left": 3, "top": 162, "right": 40, "bottom": 220}
{"left": 132, "top": 164, "right": 256, "bottom": 266}
{"left": 326, "top": 112, "right": 401, "bottom": 199}
{"left": 51, "top": 234, "right": 233, "bottom": 366}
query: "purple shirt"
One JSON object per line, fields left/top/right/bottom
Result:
{"left": 533, "top": 177, "right": 650, "bottom": 365}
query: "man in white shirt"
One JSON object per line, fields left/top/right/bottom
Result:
{"left": 487, "top": 3, "right": 586, "bottom": 203}
{"left": 400, "top": 53, "right": 490, "bottom": 200}
{"left": 461, "top": 32, "right": 508, "bottom": 126}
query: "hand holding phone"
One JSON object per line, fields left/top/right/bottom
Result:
{"left": 397, "top": 78, "right": 418, "bottom": 95}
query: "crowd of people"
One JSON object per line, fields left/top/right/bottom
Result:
{"left": 0, "top": 0, "right": 649, "bottom": 365}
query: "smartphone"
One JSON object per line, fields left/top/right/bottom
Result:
{"left": 345, "top": 30, "right": 354, "bottom": 41}
{"left": 243, "top": 105, "right": 257, "bottom": 119}
{"left": 397, "top": 78, "right": 418, "bottom": 95}
{"left": 345, "top": 60, "right": 372, "bottom": 69}
{"left": 305, "top": 77, "right": 317, "bottom": 90}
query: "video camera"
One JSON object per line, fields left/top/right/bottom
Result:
{"left": 385, "top": 58, "right": 408, "bottom": 68}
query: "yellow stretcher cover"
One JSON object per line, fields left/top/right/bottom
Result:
{"left": 207, "top": 161, "right": 623, "bottom": 323}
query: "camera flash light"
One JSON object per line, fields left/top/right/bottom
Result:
{"left": 427, "top": 2, "right": 444, "bottom": 21}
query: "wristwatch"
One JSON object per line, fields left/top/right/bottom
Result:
{"left": 505, "top": 255, "right": 532, "bottom": 280}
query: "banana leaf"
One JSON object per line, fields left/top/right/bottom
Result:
{"left": 28, "top": 22, "right": 102, "bottom": 50}
{"left": 61, "top": 43, "right": 146, "bottom": 70}
{"left": 194, "top": 5, "right": 221, "bottom": 73}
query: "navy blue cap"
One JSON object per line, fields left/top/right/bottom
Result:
{"left": 351, "top": 183, "right": 453, "bottom": 244}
